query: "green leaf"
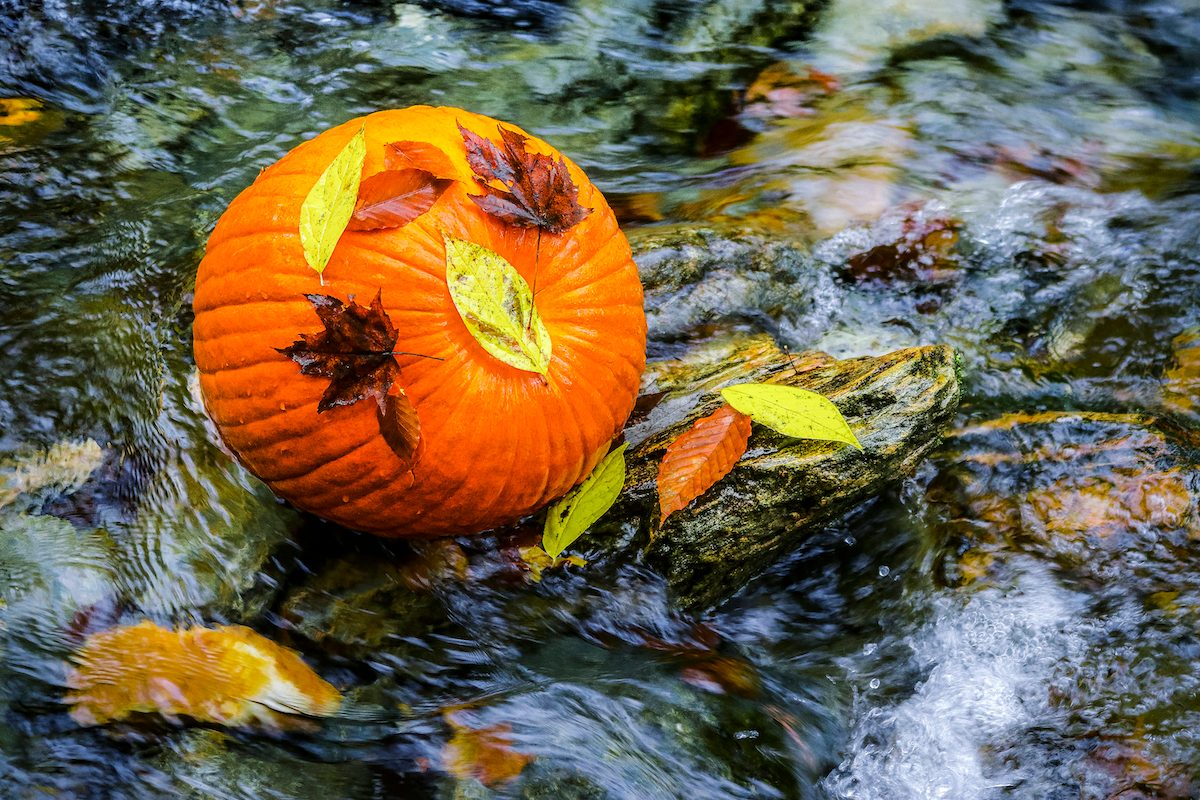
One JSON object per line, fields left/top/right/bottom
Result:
{"left": 444, "top": 236, "right": 552, "bottom": 375}
{"left": 299, "top": 125, "right": 366, "bottom": 281}
{"left": 719, "top": 383, "right": 862, "bottom": 449}
{"left": 542, "top": 444, "right": 627, "bottom": 558}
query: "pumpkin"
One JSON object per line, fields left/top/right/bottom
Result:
{"left": 192, "top": 106, "right": 646, "bottom": 536}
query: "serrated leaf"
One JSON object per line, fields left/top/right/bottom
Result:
{"left": 542, "top": 444, "right": 627, "bottom": 558}
{"left": 443, "top": 236, "right": 551, "bottom": 375}
{"left": 657, "top": 404, "right": 751, "bottom": 524}
{"left": 299, "top": 125, "right": 366, "bottom": 280}
{"left": 720, "top": 383, "right": 861, "bottom": 449}
{"left": 458, "top": 122, "right": 591, "bottom": 233}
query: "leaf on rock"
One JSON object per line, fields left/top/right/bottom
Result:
{"left": 458, "top": 122, "right": 591, "bottom": 233}
{"left": 542, "top": 443, "right": 627, "bottom": 558}
{"left": 347, "top": 168, "right": 452, "bottom": 231}
{"left": 65, "top": 620, "right": 342, "bottom": 729}
{"left": 443, "top": 714, "right": 534, "bottom": 787}
{"left": 444, "top": 236, "right": 552, "bottom": 375}
{"left": 277, "top": 292, "right": 422, "bottom": 464}
{"left": 720, "top": 383, "right": 861, "bottom": 449}
{"left": 385, "top": 140, "right": 459, "bottom": 179}
{"left": 516, "top": 545, "right": 587, "bottom": 582}
{"left": 299, "top": 125, "right": 366, "bottom": 280}
{"left": 657, "top": 404, "right": 751, "bottom": 524}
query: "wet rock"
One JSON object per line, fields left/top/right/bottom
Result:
{"left": 150, "top": 729, "right": 376, "bottom": 800}
{"left": 631, "top": 222, "right": 839, "bottom": 346}
{"left": 925, "top": 412, "right": 1200, "bottom": 590}
{"left": 811, "top": 0, "right": 1003, "bottom": 74}
{"left": 601, "top": 334, "right": 960, "bottom": 608}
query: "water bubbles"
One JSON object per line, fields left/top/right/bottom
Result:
{"left": 868, "top": 678, "right": 881, "bottom": 690}
{"left": 878, "top": 565, "right": 891, "bottom": 578}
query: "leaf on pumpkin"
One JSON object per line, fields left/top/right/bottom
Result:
{"left": 443, "top": 236, "right": 552, "bottom": 375}
{"left": 657, "top": 404, "right": 751, "bottom": 524}
{"left": 458, "top": 122, "right": 591, "bottom": 233}
{"left": 720, "top": 383, "right": 861, "bottom": 449}
{"left": 443, "top": 713, "right": 534, "bottom": 787}
{"left": 277, "top": 292, "right": 422, "bottom": 464}
{"left": 65, "top": 620, "right": 342, "bottom": 729}
{"left": 347, "top": 168, "right": 452, "bottom": 232}
{"left": 299, "top": 125, "right": 366, "bottom": 280}
{"left": 542, "top": 443, "right": 627, "bottom": 558}
{"left": 385, "top": 140, "right": 459, "bottom": 179}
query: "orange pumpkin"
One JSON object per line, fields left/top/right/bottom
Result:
{"left": 192, "top": 107, "right": 646, "bottom": 536}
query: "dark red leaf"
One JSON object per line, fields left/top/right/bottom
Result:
{"left": 385, "top": 140, "right": 459, "bottom": 179}
{"left": 457, "top": 122, "right": 591, "bottom": 234}
{"left": 657, "top": 404, "right": 752, "bottom": 524}
{"left": 348, "top": 169, "right": 452, "bottom": 232}
{"left": 278, "top": 292, "right": 424, "bottom": 465}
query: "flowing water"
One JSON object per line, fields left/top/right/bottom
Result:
{"left": 3, "top": 0, "right": 1200, "bottom": 797}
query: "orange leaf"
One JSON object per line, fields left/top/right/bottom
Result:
{"left": 348, "top": 168, "right": 452, "bottom": 231}
{"left": 384, "top": 140, "right": 459, "bottom": 179}
{"left": 657, "top": 404, "right": 751, "bottom": 524}
{"left": 443, "top": 714, "right": 533, "bottom": 787}
{"left": 65, "top": 620, "right": 342, "bottom": 729}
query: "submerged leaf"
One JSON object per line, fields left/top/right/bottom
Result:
{"left": 277, "top": 292, "right": 422, "bottom": 464}
{"left": 516, "top": 545, "right": 587, "bottom": 582}
{"left": 385, "top": 140, "right": 459, "bottom": 179}
{"left": 443, "top": 236, "right": 551, "bottom": 375}
{"left": 458, "top": 122, "right": 591, "bottom": 233}
{"left": 657, "top": 404, "right": 751, "bottom": 524}
{"left": 720, "top": 383, "right": 861, "bottom": 449}
{"left": 65, "top": 620, "right": 342, "bottom": 729}
{"left": 347, "top": 168, "right": 452, "bottom": 232}
{"left": 443, "top": 714, "right": 533, "bottom": 787}
{"left": 542, "top": 444, "right": 627, "bottom": 558}
{"left": 299, "top": 125, "right": 366, "bottom": 280}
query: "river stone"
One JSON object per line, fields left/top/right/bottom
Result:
{"left": 631, "top": 222, "right": 839, "bottom": 346}
{"left": 601, "top": 333, "right": 960, "bottom": 609}
{"left": 925, "top": 412, "right": 1200, "bottom": 590}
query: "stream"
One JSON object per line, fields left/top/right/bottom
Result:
{"left": 3, "top": 1, "right": 1200, "bottom": 798}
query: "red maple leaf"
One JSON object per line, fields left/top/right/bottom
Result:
{"left": 458, "top": 122, "right": 591, "bottom": 234}
{"left": 277, "top": 292, "right": 422, "bottom": 465}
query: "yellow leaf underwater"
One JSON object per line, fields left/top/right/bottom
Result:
{"left": 0, "top": 98, "right": 44, "bottom": 127}
{"left": 444, "top": 236, "right": 552, "bottom": 375}
{"left": 299, "top": 125, "right": 366, "bottom": 281}
{"left": 720, "top": 382, "right": 861, "bottom": 449}
{"left": 65, "top": 620, "right": 341, "bottom": 729}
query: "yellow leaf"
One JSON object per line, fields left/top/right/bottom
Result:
{"left": 542, "top": 443, "right": 627, "bottom": 558}
{"left": 299, "top": 125, "right": 366, "bottom": 281}
{"left": 0, "top": 98, "right": 44, "bottom": 127}
{"left": 444, "top": 236, "right": 551, "bottom": 375}
{"left": 65, "top": 620, "right": 342, "bottom": 729}
{"left": 517, "top": 545, "right": 587, "bottom": 581}
{"left": 719, "top": 383, "right": 861, "bottom": 449}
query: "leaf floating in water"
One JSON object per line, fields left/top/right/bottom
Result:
{"left": 385, "top": 140, "right": 460, "bottom": 179}
{"left": 299, "top": 125, "right": 366, "bottom": 280}
{"left": 0, "top": 97, "right": 45, "bottom": 128}
{"left": 277, "top": 292, "right": 423, "bottom": 465}
{"left": 542, "top": 443, "right": 627, "bottom": 558}
{"left": 443, "top": 236, "right": 552, "bottom": 375}
{"left": 517, "top": 545, "right": 587, "bottom": 582}
{"left": 458, "top": 122, "right": 591, "bottom": 234}
{"left": 720, "top": 383, "right": 861, "bottom": 449}
{"left": 65, "top": 620, "right": 342, "bottom": 729}
{"left": 657, "top": 404, "right": 751, "bottom": 524}
{"left": 347, "top": 168, "right": 452, "bottom": 232}
{"left": 443, "top": 713, "right": 534, "bottom": 787}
